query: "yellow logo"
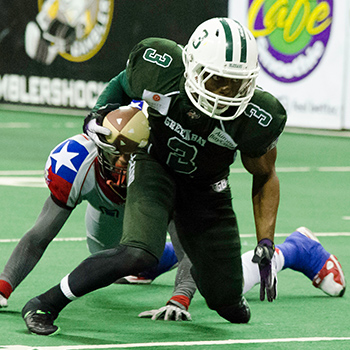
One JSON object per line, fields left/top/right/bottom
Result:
{"left": 37, "top": 0, "right": 113, "bottom": 62}
{"left": 248, "top": 0, "right": 331, "bottom": 42}
{"left": 247, "top": 0, "right": 333, "bottom": 83}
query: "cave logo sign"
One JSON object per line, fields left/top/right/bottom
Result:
{"left": 248, "top": 0, "right": 333, "bottom": 83}
{"left": 24, "top": 0, "right": 113, "bottom": 65}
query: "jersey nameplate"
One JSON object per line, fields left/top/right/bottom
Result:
{"left": 208, "top": 127, "right": 238, "bottom": 150}
{"left": 142, "top": 89, "right": 171, "bottom": 116}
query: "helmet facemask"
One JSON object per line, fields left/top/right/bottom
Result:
{"left": 183, "top": 18, "right": 260, "bottom": 121}
{"left": 97, "top": 147, "right": 129, "bottom": 197}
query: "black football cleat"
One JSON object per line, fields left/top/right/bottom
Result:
{"left": 22, "top": 297, "right": 60, "bottom": 336}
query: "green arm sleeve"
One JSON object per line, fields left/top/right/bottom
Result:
{"left": 92, "top": 70, "right": 135, "bottom": 112}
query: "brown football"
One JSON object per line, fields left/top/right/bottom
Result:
{"left": 102, "top": 106, "right": 150, "bottom": 153}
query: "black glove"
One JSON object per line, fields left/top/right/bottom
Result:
{"left": 252, "top": 238, "right": 277, "bottom": 302}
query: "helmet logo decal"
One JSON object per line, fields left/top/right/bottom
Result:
{"left": 143, "top": 48, "right": 173, "bottom": 68}
{"left": 232, "top": 20, "right": 248, "bottom": 63}
{"left": 248, "top": 0, "right": 333, "bottom": 83}
{"left": 235, "top": 21, "right": 247, "bottom": 63}
{"left": 192, "top": 30, "right": 209, "bottom": 49}
{"left": 219, "top": 18, "right": 234, "bottom": 61}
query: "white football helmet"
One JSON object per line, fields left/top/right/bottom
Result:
{"left": 183, "top": 18, "right": 259, "bottom": 121}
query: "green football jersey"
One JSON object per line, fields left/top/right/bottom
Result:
{"left": 95, "top": 37, "right": 287, "bottom": 182}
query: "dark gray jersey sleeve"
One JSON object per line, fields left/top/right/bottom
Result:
{"left": 0, "top": 195, "right": 72, "bottom": 292}
{"left": 167, "top": 221, "right": 197, "bottom": 301}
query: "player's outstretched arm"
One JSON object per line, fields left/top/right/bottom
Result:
{"left": 241, "top": 147, "right": 279, "bottom": 302}
{"left": 0, "top": 196, "right": 72, "bottom": 307}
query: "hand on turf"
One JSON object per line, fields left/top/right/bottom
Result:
{"left": 138, "top": 303, "right": 192, "bottom": 321}
{"left": 85, "top": 119, "right": 116, "bottom": 153}
{"left": 252, "top": 238, "right": 277, "bottom": 302}
{"left": 0, "top": 294, "right": 8, "bottom": 308}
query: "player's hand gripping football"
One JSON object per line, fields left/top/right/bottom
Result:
{"left": 138, "top": 300, "right": 192, "bottom": 321}
{"left": 83, "top": 103, "right": 121, "bottom": 153}
{"left": 252, "top": 238, "right": 277, "bottom": 302}
{"left": 85, "top": 119, "right": 116, "bottom": 153}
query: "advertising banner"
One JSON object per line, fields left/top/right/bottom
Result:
{"left": 344, "top": 4, "right": 350, "bottom": 130}
{"left": 0, "top": 0, "right": 228, "bottom": 111}
{"left": 229, "top": 0, "right": 349, "bottom": 130}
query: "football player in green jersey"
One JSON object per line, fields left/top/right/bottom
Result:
{"left": 22, "top": 17, "right": 287, "bottom": 335}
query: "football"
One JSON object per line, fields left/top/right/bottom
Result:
{"left": 102, "top": 105, "right": 150, "bottom": 154}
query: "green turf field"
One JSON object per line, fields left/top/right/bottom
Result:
{"left": 0, "top": 109, "right": 349, "bottom": 349}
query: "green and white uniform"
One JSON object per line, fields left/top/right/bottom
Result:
{"left": 94, "top": 37, "right": 286, "bottom": 309}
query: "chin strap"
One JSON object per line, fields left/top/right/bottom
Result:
{"left": 106, "top": 179, "right": 127, "bottom": 201}
{"left": 110, "top": 169, "right": 127, "bottom": 187}
{"left": 106, "top": 164, "right": 127, "bottom": 201}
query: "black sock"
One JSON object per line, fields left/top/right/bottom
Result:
{"left": 37, "top": 284, "right": 72, "bottom": 318}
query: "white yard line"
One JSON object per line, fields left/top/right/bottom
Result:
{"left": 0, "top": 171, "right": 44, "bottom": 175}
{"left": 2, "top": 337, "right": 350, "bottom": 349}
{"left": 0, "top": 237, "right": 86, "bottom": 243}
{"left": 0, "top": 177, "right": 46, "bottom": 187}
{"left": 1, "top": 166, "right": 349, "bottom": 188}
{"left": 230, "top": 166, "right": 350, "bottom": 173}
{"left": 0, "top": 233, "right": 349, "bottom": 244}
{"left": 1, "top": 166, "right": 350, "bottom": 178}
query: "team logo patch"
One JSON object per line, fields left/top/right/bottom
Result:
{"left": 208, "top": 127, "right": 238, "bottom": 150}
{"left": 187, "top": 109, "right": 201, "bottom": 119}
{"left": 142, "top": 89, "right": 171, "bottom": 116}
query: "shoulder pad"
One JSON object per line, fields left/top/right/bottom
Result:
{"left": 126, "top": 38, "right": 184, "bottom": 98}
{"left": 45, "top": 134, "right": 97, "bottom": 207}
{"left": 235, "top": 89, "right": 287, "bottom": 157}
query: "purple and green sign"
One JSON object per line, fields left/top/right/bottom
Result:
{"left": 248, "top": 0, "right": 333, "bottom": 83}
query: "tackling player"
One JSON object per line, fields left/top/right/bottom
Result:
{"left": 0, "top": 101, "right": 179, "bottom": 309}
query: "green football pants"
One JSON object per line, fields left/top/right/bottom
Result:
{"left": 121, "top": 151, "right": 243, "bottom": 310}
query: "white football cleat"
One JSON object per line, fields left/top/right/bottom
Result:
{"left": 296, "top": 227, "right": 346, "bottom": 297}
{"left": 312, "top": 254, "right": 346, "bottom": 297}
{"left": 296, "top": 226, "right": 320, "bottom": 243}
{"left": 0, "top": 294, "right": 8, "bottom": 308}
{"left": 114, "top": 275, "right": 153, "bottom": 285}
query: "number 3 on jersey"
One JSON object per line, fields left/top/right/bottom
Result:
{"left": 143, "top": 48, "right": 173, "bottom": 68}
{"left": 167, "top": 137, "right": 197, "bottom": 174}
